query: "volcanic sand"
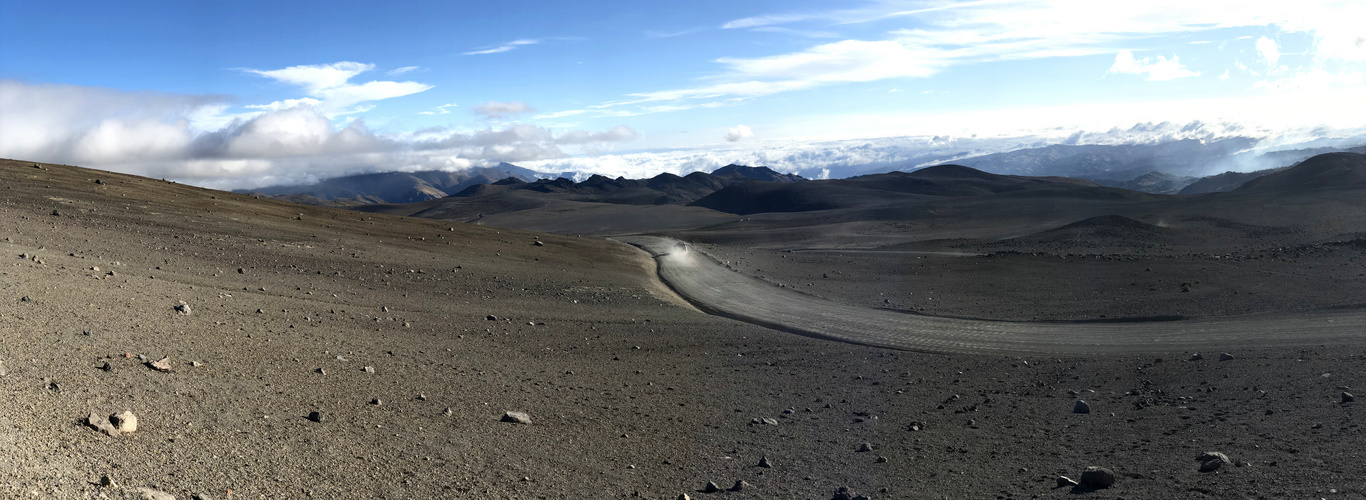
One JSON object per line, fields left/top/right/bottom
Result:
{"left": 1, "top": 158, "right": 1364, "bottom": 498}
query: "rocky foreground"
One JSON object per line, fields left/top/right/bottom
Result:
{"left": 1, "top": 159, "right": 1363, "bottom": 498}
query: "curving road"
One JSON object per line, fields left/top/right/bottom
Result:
{"left": 618, "top": 236, "right": 1366, "bottom": 355}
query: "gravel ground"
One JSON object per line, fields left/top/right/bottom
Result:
{"left": 1, "top": 158, "right": 1363, "bottom": 498}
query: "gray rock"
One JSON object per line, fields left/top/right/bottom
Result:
{"left": 1189, "top": 353, "right": 1204, "bottom": 361}
{"left": 100, "top": 361, "right": 112, "bottom": 372}
{"left": 86, "top": 413, "right": 120, "bottom": 437}
{"left": 1079, "top": 466, "right": 1115, "bottom": 488}
{"left": 308, "top": 411, "right": 324, "bottom": 423}
{"left": 1343, "top": 392, "right": 1355, "bottom": 404}
{"left": 856, "top": 442, "right": 874, "bottom": 452}
{"left": 1056, "top": 476, "right": 1078, "bottom": 487}
{"left": 875, "top": 455, "right": 888, "bottom": 463}
{"left": 761, "top": 417, "right": 778, "bottom": 425}
{"left": 133, "top": 487, "right": 177, "bottom": 500}
{"left": 831, "top": 486, "right": 860, "bottom": 500}
{"left": 501, "top": 411, "right": 532, "bottom": 424}
{"left": 1197, "top": 451, "right": 1231, "bottom": 464}
{"left": 363, "top": 366, "right": 375, "bottom": 373}
{"left": 1073, "top": 400, "right": 1090, "bottom": 414}
{"left": 99, "top": 474, "right": 117, "bottom": 487}
{"left": 174, "top": 303, "right": 191, "bottom": 315}
{"left": 1199, "top": 459, "right": 1223, "bottom": 472}
{"left": 370, "top": 398, "right": 382, "bottom": 406}
{"left": 0, "top": 362, "right": 7, "bottom": 376}
{"left": 758, "top": 456, "right": 772, "bottom": 468}
{"left": 486, "top": 315, "right": 498, "bottom": 321}
{"left": 677, "top": 495, "right": 690, "bottom": 500}
{"left": 730, "top": 480, "right": 751, "bottom": 492}
{"left": 111, "top": 411, "right": 138, "bottom": 433}
{"left": 442, "top": 407, "right": 453, "bottom": 416}
{"left": 1219, "top": 352, "right": 1234, "bottom": 361}
{"left": 703, "top": 481, "right": 721, "bottom": 493}
{"left": 148, "top": 357, "right": 173, "bottom": 372}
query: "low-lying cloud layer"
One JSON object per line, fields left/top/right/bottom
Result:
{"left": 0, "top": 77, "right": 638, "bottom": 190}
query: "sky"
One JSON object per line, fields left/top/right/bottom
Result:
{"left": 1, "top": 0, "right": 1364, "bottom": 188}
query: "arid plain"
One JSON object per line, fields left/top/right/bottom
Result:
{"left": 3, "top": 156, "right": 1364, "bottom": 499}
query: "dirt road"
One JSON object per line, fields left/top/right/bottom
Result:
{"left": 620, "top": 235, "right": 1366, "bottom": 355}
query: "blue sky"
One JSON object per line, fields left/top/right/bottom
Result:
{"left": 1, "top": 0, "right": 1363, "bottom": 187}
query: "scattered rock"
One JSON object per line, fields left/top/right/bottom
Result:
{"left": 1343, "top": 392, "right": 1355, "bottom": 404}
{"left": 856, "top": 442, "right": 874, "bottom": 452}
{"left": 133, "top": 487, "right": 177, "bottom": 500}
{"left": 1189, "top": 353, "right": 1204, "bottom": 361}
{"left": 237, "top": 268, "right": 245, "bottom": 274}
{"left": 1073, "top": 400, "right": 1090, "bottom": 414}
{"left": 1198, "top": 451, "right": 1231, "bottom": 472}
{"left": 831, "top": 486, "right": 866, "bottom": 500}
{"left": 534, "top": 240, "right": 544, "bottom": 247}
{"left": 677, "top": 494, "right": 691, "bottom": 500}
{"left": 363, "top": 366, "right": 375, "bottom": 374}
{"left": 762, "top": 417, "right": 778, "bottom": 426}
{"left": 1056, "top": 476, "right": 1078, "bottom": 488}
{"left": 443, "top": 407, "right": 453, "bottom": 416}
{"left": 174, "top": 303, "right": 192, "bottom": 315}
{"left": 1219, "top": 352, "right": 1234, "bottom": 361}
{"left": 99, "top": 474, "right": 117, "bottom": 487}
{"left": 908, "top": 421, "right": 922, "bottom": 432}
{"left": 875, "top": 455, "right": 888, "bottom": 463}
{"left": 190, "top": 361, "right": 202, "bottom": 368}
{"left": 148, "top": 357, "right": 173, "bottom": 372}
{"left": 0, "top": 362, "right": 7, "bottom": 377}
{"left": 757, "top": 456, "right": 772, "bottom": 468}
{"left": 100, "top": 361, "right": 112, "bottom": 372}
{"left": 1197, "top": 451, "right": 1231, "bottom": 465}
{"left": 111, "top": 411, "right": 138, "bottom": 433}
{"left": 501, "top": 411, "right": 532, "bottom": 424}
{"left": 417, "top": 394, "right": 427, "bottom": 401}
{"left": 703, "top": 481, "right": 721, "bottom": 493}
{"left": 307, "top": 411, "right": 325, "bottom": 423}
{"left": 370, "top": 398, "right": 382, "bottom": 406}
{"left": 729, "top": 480, "right": 750, "bottom": 492}
{"left": 486, "top": 315, "right": 498, "bottom": 321}
{"left": 1079, "top": 466, "right": 1115, "bottom": 488}
{"left": 86, "top": 412, "right": 121, "bottom": 437}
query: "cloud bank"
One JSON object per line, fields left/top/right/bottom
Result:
{"left": 0, "top": 78, "right": 637, "bottom": 190}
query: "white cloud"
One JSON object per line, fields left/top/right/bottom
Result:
{"left": 244, "top": 61, "right": 432, "bottom": 116}
{"left": 725, "top": 125, "right": 755, "bottom": 142}
{"left": 464, "top": 39, "right": 538, "bottom": 56}
{"left": 1218, "top": 70, "right": 1230, "bottom": 80}
{"left": 388, "top": 66, "right": 421, "bottom": 75}
{"left": 474, "top": 100, "right": 536, "bottom": 119}
{"left": 1256, "top": 36, "right": 1281, "bottom": 66}
{"left": 1108, "top": 50, "right": 1200, "bottom": 81}
{"left": 0, "top": 79, "right": 640, "bottom": 189}
{"left": 1254, "top": 68, "right": 1365, "bottom": 93}
{"left": 721, "top": 13, "right": 819, "bottom": 30}
{"left": 417, "top": 103, "right": 458, "bottom": 115}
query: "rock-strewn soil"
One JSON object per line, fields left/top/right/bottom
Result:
{"left": 1, "top": 159, "right": 1363, "bottom": 498}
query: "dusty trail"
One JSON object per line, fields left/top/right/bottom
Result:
{"left": 619, "top": 235, "right": 1366, "bottom": 355}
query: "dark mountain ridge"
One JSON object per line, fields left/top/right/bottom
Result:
{"left": 238, "top": 163, "right": 546, "bottom": 204}
{"left": 1234, "top": 152, "right": 1366, "bottom": 193}
{"left": 452, "top": 164, "right": 806, "bottom": 206}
